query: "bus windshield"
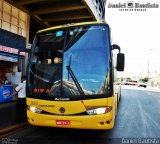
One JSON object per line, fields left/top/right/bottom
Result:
{"left": 27, "top": 24, "right": 112, "bottom": 100}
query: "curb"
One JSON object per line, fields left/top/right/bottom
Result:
{"left": 0, "top": 122, "right": 28, "bottom": 138}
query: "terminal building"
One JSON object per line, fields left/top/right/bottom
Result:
{"left": 0, "top": 0, "right": 29, "bottom": 85}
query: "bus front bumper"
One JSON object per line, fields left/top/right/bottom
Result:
{"left": 27, "top": 110, "right": 115, "bottom": 130}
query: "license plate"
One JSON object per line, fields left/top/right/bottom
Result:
{"left": 56, "top": 120, "right": 71, "bottom": 126}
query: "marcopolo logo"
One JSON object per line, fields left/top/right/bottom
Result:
{"left": 108, "top": 1, "right": 159, "bottom": 11}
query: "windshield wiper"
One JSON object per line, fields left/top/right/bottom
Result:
{"left": 66, "top": 56, "right": 85, "bottom": 96}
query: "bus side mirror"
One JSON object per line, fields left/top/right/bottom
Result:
{"left": 116, "top": 53, "right": 125, "bottom": 71}
{"left": 112, "top": 44, "right": 125, "bottom": 71}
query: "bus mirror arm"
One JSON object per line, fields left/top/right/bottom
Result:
{"left": 111, "top": 44, "right": 121, "bottom": 53}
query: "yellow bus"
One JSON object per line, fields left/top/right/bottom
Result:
{"left": 26, "top": 22, "right": 125, "bottom": 129}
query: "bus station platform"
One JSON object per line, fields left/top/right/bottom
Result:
{"left": 0, "top": 101, "right": 28, "bottom": 138}
{"left": 0, "top": 101, "right": 17, "bottom": 130}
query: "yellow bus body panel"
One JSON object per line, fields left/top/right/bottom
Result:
{"left": 38, "top": 21, "right": 106, "bottom": 33}
{"left": 27, "top": 97, "right": 116, "bottom": 130}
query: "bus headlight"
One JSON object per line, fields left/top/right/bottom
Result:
{"left": 28, "top": 106, "right": 43, "bottom": 114}
{"left": 86, "top": 107, "right": 112, "bottom": 115}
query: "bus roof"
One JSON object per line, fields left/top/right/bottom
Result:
{"left": 38, "top": 21, "right": 107, "bottom": 33}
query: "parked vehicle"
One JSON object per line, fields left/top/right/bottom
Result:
{"left": 138, "top": 82, "right": 147, "bottom": 88}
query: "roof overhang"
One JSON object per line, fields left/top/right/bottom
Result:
{"left": 4, "top": 0, "right": 98, "bottom": 28}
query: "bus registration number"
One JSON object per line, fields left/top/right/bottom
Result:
{"left": 56, "top": 120, "right": 70, "bottom": 126}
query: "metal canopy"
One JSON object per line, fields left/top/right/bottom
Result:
{"left": 5, "top": 0, "right": 95, "bottom": 28}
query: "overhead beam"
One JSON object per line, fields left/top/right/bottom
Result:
{"left": 32, "top": 1, "right": 86, "bottom": 15}
{"left": 42, "top": 10, "right": 92, "bottom": 22}
{"left": 45, "top": 15, "right": 92, "bottom": 23}
{"left": 15, "top": 0, "right": 46, "bottom": 5}
{"left": 15, "top": 0, "right": 66, "bottom": 6}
